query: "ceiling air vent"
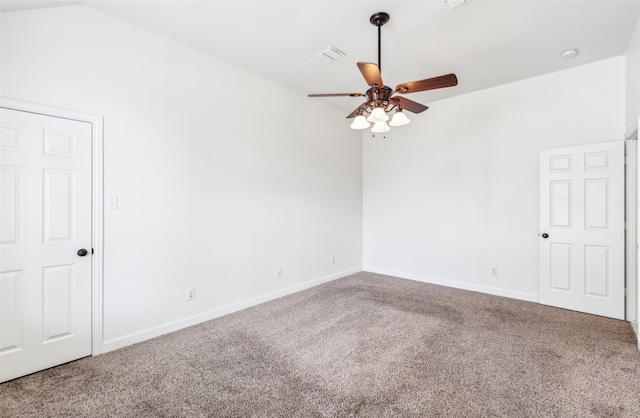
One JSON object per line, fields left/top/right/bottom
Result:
{"left": 313, "top": 46, "right": 346, "bottom": 64}
{"left": 446, "top": 0, "right": 470, "bottom": 10}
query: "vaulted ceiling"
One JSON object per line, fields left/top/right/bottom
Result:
{"left": 3, "top": 1, "right": 640, "bottom": 114}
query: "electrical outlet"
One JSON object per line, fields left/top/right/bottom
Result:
{"left": 187, "top": 288, "right": 196, "bottom": 301}
{"left": 331, "top": 256, "right": 335, "bottom": 265}
{"left": 276, "top": 268, "right": 282, "bottom": 278}
{"left": 490, "top": 267, "right": 498, "bottom": 276}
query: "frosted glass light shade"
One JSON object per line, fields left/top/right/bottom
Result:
{"left": 367, "top": 107, "right": 389, "bottom": 122}
{"left": 350, "top": 115, "right": 370, "bottom": 130}
{"left": 389, "top": 111, "right": 410, "bottom": 126}
{"left": 371, "top": 121, "right": 390, "bottom": 133}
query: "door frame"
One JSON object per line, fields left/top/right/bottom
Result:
{"left": 1, "top": 96, "right": 104, "bottom": 355}
{"left": 626, "top": 119, "right": 639, "bottom": 346}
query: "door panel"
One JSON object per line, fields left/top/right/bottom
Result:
{"left": 584, "top": 245, "right": 609, "bottom": 297}
{"left": 539, "top": 141, "right": 624, "bottom": 319}
{"left": 0, "top": 271, "right": 21, "bottom": 353}
{"left": 550, "top": 181, "right": 571, "bottom": 227}
{"left": 0, "top": 108, "right": 92, "bottom": 382}
{"left": 585, "top": 179, "right": 608, "bottom": 228}
{"left": 550, "top": 243, "right": 571, "bottom": 291}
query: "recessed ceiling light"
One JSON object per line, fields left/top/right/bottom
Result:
{"left": 561, "top": 49, "right": 578, "bottom": 59}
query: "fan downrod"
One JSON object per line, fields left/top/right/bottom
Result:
{"left": 370, "top": 12, "right": 389, "bottom": 72}
{"left": 369, "top": 12, "right": 390, "bottom": 27}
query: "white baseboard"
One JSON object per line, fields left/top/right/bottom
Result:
{"left": 101, "top": 266, "right": 362, "bottom": 353}
{"left": 363, "top": 266, "right": 539, "bottom": 303}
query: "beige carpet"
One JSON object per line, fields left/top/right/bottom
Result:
{"left": 1, "top": 272, "right": 640, "bottom": 417}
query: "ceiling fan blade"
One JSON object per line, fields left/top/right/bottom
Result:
{"left": 346, "top": 103, "right": 369, "bottom": 118}
{"left": 395, "top": 73, "right": 458, "bottom": 94}
{"left": 390, "top": 96, "right": 428, "bottom": 114}
{"left": 357, "top": 62, "right": 384, "bottom": 87}
{"left": 308, "top": 93, "right": 364, "bottom": 97}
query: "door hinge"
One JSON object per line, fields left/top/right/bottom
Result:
{"left": 91, "top": 248, "right": 94, "bottom": 255}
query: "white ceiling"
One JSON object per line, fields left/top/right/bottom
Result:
{"left": 3, "top": 1, "right": 640, "bottom": 115}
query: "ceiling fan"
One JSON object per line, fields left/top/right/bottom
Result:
{"left": 308, "top": 12, "right": 458, "bottom": 133}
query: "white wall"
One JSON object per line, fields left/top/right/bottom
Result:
{"left": 1, "top": 6, "right": 363, "bottom": 351}
{"left": 364, "top": 57, "right": 626, "bottom": 301}
{"left": 627, "top": 15, "right": 640, "bottom": 337}
{"left": 626, "top": 15, "right": 640, "bottom": 134}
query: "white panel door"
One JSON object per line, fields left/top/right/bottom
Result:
{"left": 539, "top": 141, "right": 625, "bottom": 319}
{"left": 0, "top": 108, "right": 92, "bottom": 382}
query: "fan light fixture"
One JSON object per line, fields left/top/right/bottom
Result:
{"left": 389, "top": 110, "right": 410, "bottom": 126}
{"left": 367, "top": 107, "right": 389, "bottom": 123}
{"left": 371, "top": 121, "right": 391, "bottom": 133}
{"left": 350, "top": 115, "right": 370, "bottom": 130}
{"left": 307, "top": 12, "right": 458, "bottom": 135}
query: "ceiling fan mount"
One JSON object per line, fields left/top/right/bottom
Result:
{"left": 308, "top": 12, "right": 458, "bottom": 131}
{"left": 369, "top": 12, "right": 390, "bottom": 27}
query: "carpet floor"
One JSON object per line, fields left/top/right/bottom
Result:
{"left": 1, "top": 272, "right": 640, "bottom": 417}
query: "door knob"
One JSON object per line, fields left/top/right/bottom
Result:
{"left": 77, "top": 249, "right": 88, "bottom": 257}
{"left": 541, "top": 233, "right": 549, "bottom": 239}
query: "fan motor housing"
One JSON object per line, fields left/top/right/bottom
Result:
{"left": 366, "top": 86, "right": 393, "bottom": 110}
